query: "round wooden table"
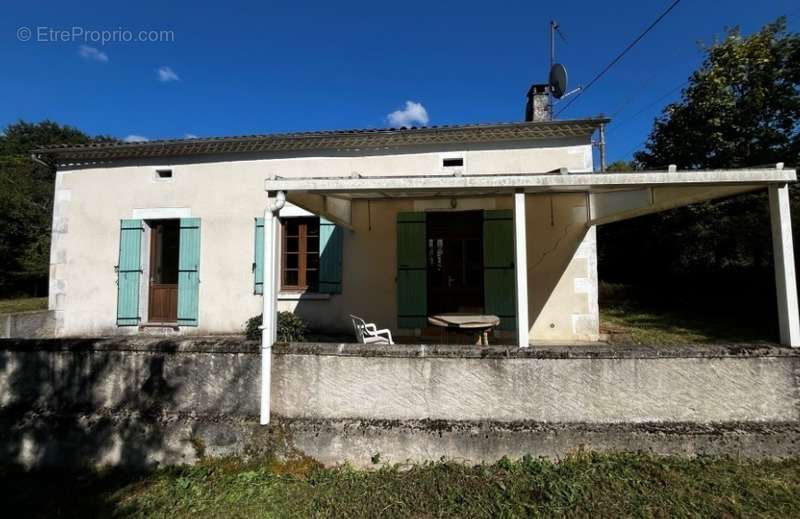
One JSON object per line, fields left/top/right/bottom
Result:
{"left": 427, "top": 313, "right": 501, "bottom": 345}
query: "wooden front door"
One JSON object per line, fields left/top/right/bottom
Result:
{"left": 148, "top": 220, "right": 180, "bottom": 322}
{"left": 426, "top": 211, "right": 484, "bottom": 315}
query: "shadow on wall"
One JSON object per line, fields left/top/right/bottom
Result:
{"left": 0, "top": 341, "right": 176, "bottom": 467}
{"left": 0, "top": 339, "right": 259, "bottom": 468}
{"left": 527, "top": 194, "right": 591, "bottom": 333}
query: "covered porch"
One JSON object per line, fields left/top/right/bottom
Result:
{"left": 258, "top": 165, "right": 798, "bottom": 423}
{"left": 265, "top": 167, "right": 796, "bottom": 336}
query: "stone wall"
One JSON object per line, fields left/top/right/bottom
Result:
{"left": 0, "top": 338, "right": 798, "bottom": 468}
{"left": 0, "top": 310, "right": 55, "bottom": 339}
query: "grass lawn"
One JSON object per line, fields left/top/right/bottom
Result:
{"left": 599, "top": 282, "right": 778, "bottom": 345}
{"left": 3, "top": 453, "right": 800, "bottom": 518}
{"left": 600, "top": 306, "right": 777, "bottom": 344}
{"left": 0, "top": 297, "right": 47, "bottom": 314}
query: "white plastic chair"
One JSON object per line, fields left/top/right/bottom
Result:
{"left": 350, "top": 314, "right": 394, "bottom": 344}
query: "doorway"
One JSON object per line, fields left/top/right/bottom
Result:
{"left": 148, "top": 220, "right": 180, "bottom": 323}
{"left": 426, "top": 211, "right": 484, "bottom": 314}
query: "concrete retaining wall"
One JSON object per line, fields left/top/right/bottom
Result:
{"left": 0, "top": 310, "right": 55, "bottom": 339}
{"left": 1, "top": 338, "right": 798, "bottom": 468}
{"left": 273, "top": 345, "right": 798, "bottom": 423}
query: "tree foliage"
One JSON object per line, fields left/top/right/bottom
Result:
{"left": 599, "top": 18, "right": 799, "bottom": 314}
{"left": 605, "top": 160, "right": 636, "bottom": 172}
{"left": 635, "top": 17, "right": 800, "bottom": 169}
{"left": 0, "top": 121, "right": 115, "bottom": 296}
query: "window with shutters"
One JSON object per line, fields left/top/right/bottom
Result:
{"left": 281, "top": 217, "right": 319, "bottom": 291}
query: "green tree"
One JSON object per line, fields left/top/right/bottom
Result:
{"left": 635, "top": 17, "right": 799, "bottom": 169}
{"left": 599, "top": 18, "right": 799, "bottom": 316}
{"left": 0, "top": 121, "right": 115, "bottom": 296}
{"left": 605, "top": 160, "right": 636, "bottom": 172}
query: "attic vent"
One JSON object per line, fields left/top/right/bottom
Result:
{"left": 156, "top": 168, "right": 173, "bottom": 179}
{"left": 442, "top": 157, "right": 464, "bottom": 168}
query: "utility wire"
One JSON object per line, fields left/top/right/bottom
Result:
{"left": 555, "top": 0, "right": 683, "bottom": 117}
{"left": 608, "top": 139, "right": 647, "bottom": 166}
{"left": 609, "top": 69, "right": 662, "bottom": 118}
{"left": 607, "top": 79, "right": 688, "bottom": 134}
{"left": 604, "top": 80, "right": 688, "bottom": 165}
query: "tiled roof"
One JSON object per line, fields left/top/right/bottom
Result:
{"left": 33, "top": 118, "right": 608, "bottom": 165}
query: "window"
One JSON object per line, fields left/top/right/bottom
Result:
{"left": 281, "top": 217, "right": 319, "bottom": 291}
{"left": 155, "top": 168, "right": 173, "bottom": 180}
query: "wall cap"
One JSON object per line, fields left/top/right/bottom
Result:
{"left": 1, "top": 337, "right": 797, "bottom": 359}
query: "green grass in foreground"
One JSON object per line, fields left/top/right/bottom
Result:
{"left": 0, "top": 296, "right": 47, "bottom": 314}
{"left": 3, "top": 452, "right": 800, "bottom": 518}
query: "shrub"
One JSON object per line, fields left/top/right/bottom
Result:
{"left": 245, "top": 312, "right": 307, "bottom": 342}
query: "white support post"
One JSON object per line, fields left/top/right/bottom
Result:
{"left": 769, "top": 184, "right": 800, "bottom": 347}
{"left": 513, "top": 190, "right": 530, "bottom": 348}
{"left": 260, "top": 191, "right": 285, "bottom": 425}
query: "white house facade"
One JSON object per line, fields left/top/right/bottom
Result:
{"left": 34, "top": 99, "right": 798, "bottom": 357}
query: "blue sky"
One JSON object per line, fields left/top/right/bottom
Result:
{"left": 2, "top": 0, "right": 798, "bottom": 165}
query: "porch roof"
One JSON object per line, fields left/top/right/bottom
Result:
{"left": 264, "top": 165, "right": 796, "bottom": 229}
{"left": 264, "top": 166, "right": 796, "bottom": 199}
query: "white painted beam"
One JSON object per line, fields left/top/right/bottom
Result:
{"left": 769, "top": 184, "right": 800, "bottom": 347}
{"left": 265, "top": 168, "right": 796, "bottom": 195}
{"left": 513, "top": 191, "right": 530, "bottom": 348}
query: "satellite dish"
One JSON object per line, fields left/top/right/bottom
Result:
{"left": 549, "top": 63, "right": 568, "bottom": 99}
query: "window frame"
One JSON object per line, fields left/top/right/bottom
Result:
{"left": 280, "top": 216, "right": 320, "bottom": 292}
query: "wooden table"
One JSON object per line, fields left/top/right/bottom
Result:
{"left": 427, "top": 313, "right": 501, "bottom": 345}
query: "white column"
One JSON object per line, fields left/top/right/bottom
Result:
{"left": 513, "top": 190, "right": 530, "bottom": 348}
{"left": 260, "top": 191, "right": 285, "bottom": 425}
{"left": 769, "top": 184, "right": 800, "bottom": 347}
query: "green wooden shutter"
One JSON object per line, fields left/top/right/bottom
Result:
{"left": 177, "top": 218, "right": 201, "bottom": 326}
{"left": 254, "top": 217, "right": 265, "bottom": 294}
{"left": 319, "top": 217, "right": 343, "bottom": 294}
{"left": 397, "top": 212, "right": 427, "bottom": 328}
{"left": 116, "top": 219, "right": 143, "bottom": 326}
{"left": 483, "top": 210, "right": 516, "bottom": 331}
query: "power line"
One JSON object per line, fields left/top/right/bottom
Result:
{"left": 608, "top": 139, "right": 647, "bottom": 166}
{"left": 607, "top": 79, "right": 688, "bottom": 134}
{"left": 555, "top": 0, "right": 683, "bottom": 117}
{"left": 607, "top": 45, "right": 701, "bottom": 120}
{"left": 604, "top": 80, "right": 688, "bottom": 165}
{"left": 609, "top": 69, "right": 661, "bottom": 118}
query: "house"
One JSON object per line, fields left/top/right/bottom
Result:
{"left": 33, "top": 87, "right": 799, "bottom": 354}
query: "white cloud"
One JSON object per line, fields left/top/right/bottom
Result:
{"left": 387, "top": 101, "right": 429, "bottom": 128}
{"left": 78, "top": 45, "right": 109, "bottom": 63}
{"left": 156, "top": 66, "right": 179, "bottom": 82}
{"left": 123, "top": 135, "right": 149, "bottom": 143}
{"left": 184, "top": 133, "right": 198, "bottom": 139}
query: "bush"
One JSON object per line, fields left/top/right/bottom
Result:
{"left": 245, "top": 312, "right": 307, "bottom": 342}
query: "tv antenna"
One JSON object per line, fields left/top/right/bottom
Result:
{"left": 548, "top": 20, "right": 581, "bottom": 116}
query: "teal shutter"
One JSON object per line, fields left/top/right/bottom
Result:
{"left": 483, "top": 210, "right": 516, "bottom": 331}
{"left": 397, "top": 212, "right": 427, "bottom": 328}
{"left": 319, "top": 217, "right": 343, "bottom": 294}
{"left": 254, "top": 217, "right": 265, "bottom": 294}
{"left": 177, "top": 218, "right": 201, "bottom": 326}
{"left": 116, "top": 219, "right": 143, "bottom": 326}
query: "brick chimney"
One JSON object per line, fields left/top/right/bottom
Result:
{"left": 525, "top": 84, "right": 551, "bottom": 122}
